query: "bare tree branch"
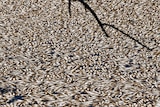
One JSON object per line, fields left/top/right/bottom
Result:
{"left": 78, "top": 0, "right": 109, "bottom": 37}
{"left": 102, "top": 24, "right": 153, "bottom": 51}
{"left": 68, "top": 0, "right": 71, "bottom": 17}
{"left": 67, "top": 0, "right": 153, "bottom": 51}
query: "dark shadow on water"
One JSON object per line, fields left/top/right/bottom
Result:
{"left": 7, "top": 95, "right": 25, "bottom": 104}
{"left": 0, "top": 87, "right": 10, "bottom": 94}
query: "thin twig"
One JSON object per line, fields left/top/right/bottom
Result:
{"left": 67, "top": 0, "right": 153, "bottom": 51}
{"left": 78, "top": 0, "right": 109, "bottom": 37}
{"left": 68, "top": 0, "right": 109, "bottom": 37}
{"left": 68, "top": 0, "right": 71, "bottom": 17}
{"left": 102, "top": 24, "right": 153, "bottom": 51}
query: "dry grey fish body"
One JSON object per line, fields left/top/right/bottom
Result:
{"left": 0, "top": 0, "right": 159, "bottom": 106}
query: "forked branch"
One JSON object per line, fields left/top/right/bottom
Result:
{"left": 68, "top": 0, "right": 153, "bottom": 51}
{"left": 68, "top": 0, "right": 109, "bottom": 37}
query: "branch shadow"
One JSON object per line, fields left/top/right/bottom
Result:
{"left": 68, "top": 0, "right": 153, "bottom": 51}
